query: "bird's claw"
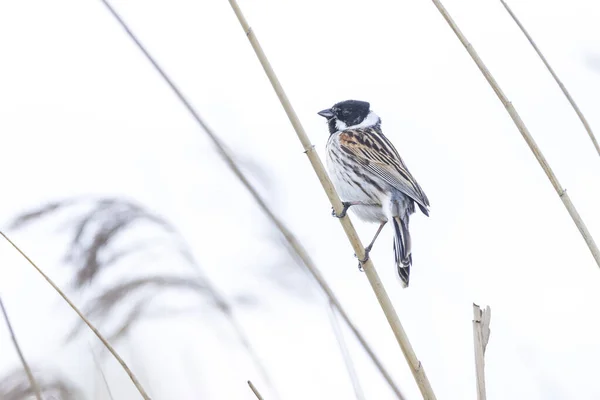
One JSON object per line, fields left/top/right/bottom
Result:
{"left": 354, "top": 246, "right": 372, "bottom": 272}
{"left": 331, "top": 207, "right": 344, "bottom": 218}
{"left": 332, "top": 202, "right": 351, "bottom": 219}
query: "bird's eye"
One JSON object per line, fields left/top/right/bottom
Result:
{"left": 342, "top": 110, "right": 351, "bottom": 116}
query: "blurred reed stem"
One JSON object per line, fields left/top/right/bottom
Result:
{"left": 89, "top": 343, "right": 115, "bottom": 400}
{"left": 328, "top": 300, "right": 365, "bottom": 400}
{"left": 0, "top": 296, "right": 42, "bottom": 400}
{"left": 0, "top": 231, "right": 151, "bottom": 400}
{"left": 429, "top": 0, "right": 600, "bottom": 268}
{"left": 188, "top": 263, "right": 280, "bottom": 398}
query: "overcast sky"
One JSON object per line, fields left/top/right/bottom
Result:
{"left": 1, "top": 0, "right": 600, "bottom": 399}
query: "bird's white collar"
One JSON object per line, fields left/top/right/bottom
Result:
{"left": 335, "top": 111, "right": 381, "bottom": 132}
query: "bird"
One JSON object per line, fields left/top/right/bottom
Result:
{"left": 318, "top": 99, "right": 429, "bottom": 288}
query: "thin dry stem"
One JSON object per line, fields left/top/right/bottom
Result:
{"left": 226, "top": 1, "right": 435, "bottom": 398}
{"left": 248, "top": 380, "right": 265, "bottom": 400}
{"left": 89, "top": 344, "right": 115, "bottom": 400}
{"left": 429, "top": 0, "right": 600, "bottom": 268}
{"left": 178, "top": 244, "right": 279, "bottom": 397}
{"left": 0, "top": 231, "right": 151, "bottom": 400}
{"left": 500, "top": 0, "right": 600, "bottom": 158}
{"left": 472, "top": 304, "right": 491, "bottom": 400}
{"left": 0, "top": 297, "right": 42, "bottom": 400}
{"left": 328, "top": 300, "right": 366, "bottom": 400}
{"left": 192, "top": 265, "right": 281, "bottom": 398}
{"left": 98, "top": 1, "right": 406, "bottom": 398}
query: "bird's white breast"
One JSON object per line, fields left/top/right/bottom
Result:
{"left": 326, "top": 133, "right": 388, "bottom": 223}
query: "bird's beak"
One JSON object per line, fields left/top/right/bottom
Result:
{"left": 318, "top": 108, "right": 335, "bottom": 119}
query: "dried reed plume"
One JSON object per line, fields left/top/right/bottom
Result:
{"left": 0, "top": 230, "right": 151, "bottom": 399}
{"left": 11, "top": 196, "right": 277, "bottom": 395}
{"left": 0, "top": 368, "right": 84, "bottom": 400}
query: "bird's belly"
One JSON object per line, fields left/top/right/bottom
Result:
{"left": 326, "top": 154, "right": 387, "bottom": 223}
{"left": 349, "top": 204, "right": 387, "bottom": 222}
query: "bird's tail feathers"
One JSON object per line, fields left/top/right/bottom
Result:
{"left": 392, "top": 216, "right": 412, "bottom": 288}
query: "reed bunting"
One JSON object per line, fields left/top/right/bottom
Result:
{"left": 318, "top": 100, "right": 430, "bottom": 288}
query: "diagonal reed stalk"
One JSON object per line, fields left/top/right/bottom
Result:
{"left": 226, "top": 1, "right": 435, "bottom": 399}
{"left": 0, "top": 231, "right": 151, "bottom": 400}
{"left": 499, "top": 0, "right": 600, "bottom": 159}
{"left": 0, "top": 296, "right": 42, "bottom": 400}
{"left": 429, "top": 0, "right": 600, "bottom": 268}
{"left": 97, "top": 1, "right": 407, "bottom": 398}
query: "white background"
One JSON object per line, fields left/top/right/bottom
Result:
{"left": 1, "top": 0, "right": 600, "bottom": 399}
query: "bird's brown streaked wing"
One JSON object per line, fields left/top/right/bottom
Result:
{"left": 338, "top": 128, "right": 430, "bottom": 215}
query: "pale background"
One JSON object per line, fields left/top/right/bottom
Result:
{"left": 1, "top": 0, "right": 600, "bottom": 399}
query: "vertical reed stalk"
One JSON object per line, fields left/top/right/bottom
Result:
{"left": 472, "top": 304, "right": 491, "bottom": 400}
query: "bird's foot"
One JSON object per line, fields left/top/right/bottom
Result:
{"left": 331, "top": 201, "right": 352, "bottom": 218}
{"left": 354, "top": 244, "right": 372, "bottom": 272}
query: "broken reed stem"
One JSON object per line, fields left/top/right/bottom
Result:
{"left": 429, "top": 0, "right": 600, "bottom": 268}
{"left": 472, "top": 304, "right": 491, "bottom": 400}
{"left": 0, "top": 231, "right": 151, "bottom": 400}
{"left": 226, "top": 1, "right": 436, "bottom": 399}
{"left": 97, "top": 4, "right": 283, "bottom": 394}
{"left": 97, "top": 1, "right": 406, "bottom": 398}
{"left": 248, "top": 380, "right": 265, "bottom": 400}
{"left": 500, "top": 0, "right": 600, "bottom": 159}
{"left": 0, "top": 296, "right": 42, "bottom": 400}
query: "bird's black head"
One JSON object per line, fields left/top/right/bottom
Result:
{"left": 318, "top": 100, "right": 378, "bottom": 134}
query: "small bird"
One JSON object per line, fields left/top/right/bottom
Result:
{"left": 318, "top": 100, "right": 430, "bottom": 288}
